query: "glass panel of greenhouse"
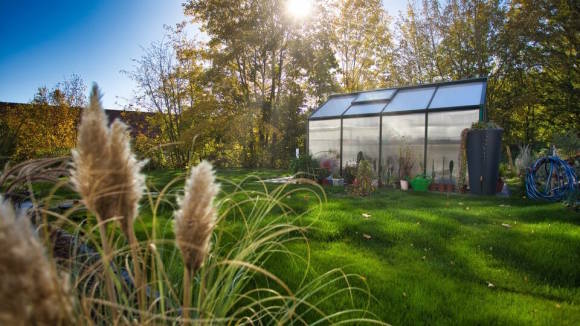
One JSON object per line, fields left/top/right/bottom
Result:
{"left": 426, "top": 109, "right": 480, "bottom": 181}
{"left": 342, "top": 117, "right": 380, "bottom": 175}
{"left": 310, "top": 95, "right": 356, "bottom": 118}
{"left": 352, "top": 89, "right": 396, "bottom": 103}
{"left": 381, "top": 113, "right": 426, "bottom": 182}
{"left": 307, "top": 78, "right": 486, "bottom": 184}
{"left": 384, "top": 87, "right": 436, "bottom": 112}
{"left": 308, "top": 119, "right": 341, "bottom": 159}
{"left": 343, "top": 102, "right": 387, "bottom": 116}
{"left": 428, "top": 81, "right": 485, "bottom": 109}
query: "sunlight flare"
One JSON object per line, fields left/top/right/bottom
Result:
{"left": 286, "top": 0, "right": 312, "bottom": 19}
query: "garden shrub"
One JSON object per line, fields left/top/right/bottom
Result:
{"left": 552, "top": 131, "right": 579, "bottom": 160}
{"left": 350, "top": 160, "right": 375, "bottom": 196}
{"left": 0, "top": 121, "right": 18, "bottom": 167}
{"left": 133, "top": 132, "right": 166, "bottom": 170}
{"left": 289, "top": 154, "right": 318, "bottom": 177}
{"left": 398, "top": 145, "right": 414, "bottom": 180}
{"left": 343, "top": 164, "right": 357, "bottom": 184}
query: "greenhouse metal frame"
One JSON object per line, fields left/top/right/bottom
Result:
{"left": 307, "top": 77, "right": 487, "bottom": 182}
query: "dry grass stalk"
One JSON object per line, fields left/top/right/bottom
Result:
{"left": 70, "top": 84, "right": 146, "bottom": 234}
{"left": 70, "top": 84, "right": 147, "bottom": 316}
{"left": 0, "top": 196, "right": 74, "bottom": 325}
{"left": 174, "top": 161, "right": 219, "bottom": 321}
{"left": 70, "top": 84, "right": 112, "bottom": 223}
{"left": 174, "top": 160, "right": 220, "bottom": 273}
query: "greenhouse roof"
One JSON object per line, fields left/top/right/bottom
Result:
{"left": 309, "top": 77, "right": 487, "bottom": 120}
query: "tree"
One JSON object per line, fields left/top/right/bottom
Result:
{"left": 489, "top": 0, "right": 578, "bottom": 146}
{"left": 125, "top": 38, "right": 192, "bottom": 167}
{"left": 183, "top": 0, "right": 337, "bottom": 167}
{"left": 331, "top": 0, "right": 395, "bottom": 91}
{"left": 394, "top": 1, "right": 445, "bottom": 84}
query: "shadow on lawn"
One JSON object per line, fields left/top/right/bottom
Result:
{"left": 480, "top": 228, "right": 580, "bottom": 288}
{"left": 323, "top": 201, "right": 580, "bottom": 298}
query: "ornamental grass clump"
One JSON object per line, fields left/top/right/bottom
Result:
{"left": 71, "top": 84, "right": 146, "bottom": 239}
{"left": 70, "top": 84, "right": 147, "bottom": 315}
{"left": 0, "top": 83, "right": 386, "bottom": 325}
{"left": 0, "top": 196, "right": 74, "bottom": 325}
{"left": 174, "top": 160, "right": 219, "bottom": 273}
{"left": 174, "top": 160, "right": 219, "bottom": 320}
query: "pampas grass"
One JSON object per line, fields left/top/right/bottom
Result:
{"left": 70, "top": 84, "right": 147, "bottom": 318}
{"left": 71, "top": 84, "right": 146, "bottom": 236}
{"left": 0, "top": 83, "right": 386, "bottom": 325}
{"left": 0, "top": 196, "right": 74, "bottom": 325}
{"left": 174, "top": 160, "right": 219, "bottom": 321}
{"left": 174, "top": 160, "right": 219, "bottom": 273}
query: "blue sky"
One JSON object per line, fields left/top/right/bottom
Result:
{"left": 0, "top": 0, "right": 408, "bottom": 109}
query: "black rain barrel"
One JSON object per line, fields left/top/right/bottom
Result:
{"left": 466, "top": 128, "right": 503, "bottom": 195}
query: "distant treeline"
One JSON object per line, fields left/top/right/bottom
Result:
{"left": 0, "top": 101, "right": 158, "bottom": 165}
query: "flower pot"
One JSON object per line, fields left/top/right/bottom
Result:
{"left": 400, "top": 180, "right": 409, "bottom": 191}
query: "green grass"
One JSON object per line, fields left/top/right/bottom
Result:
{"left": 41, "top": 167, "right": 580, "bottom": 324}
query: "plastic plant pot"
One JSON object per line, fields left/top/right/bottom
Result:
{"left": 400, "top": 180, "right": 409, "bottom": 191}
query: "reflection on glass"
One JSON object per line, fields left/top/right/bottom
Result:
{"left": 343, "top": 102, "right": 387, "bottom": 116}
{"left": 426, "top": 110, "right": 479, "bottom": 182}
{"left": 308, "top": 119, "right": 341, "bottom": 175}
{"left": 342, "top": 117, "right": 380, "bottom": 176}
{"left": 311, "top": 95, "right": 356, "bottom": 118}
{"left": 429, "top": 82, "right": 484, "bottom": 109}
{"left": 353, "top": 89, "right": 396, "bottom": 103}
{"left": 309, "top": 119, "right": 341, "bottom": 157}
{"left": 385, "top": 87, "right": 435, "bottom": 112}
{"left": 381, "top": 113, "right": 425, "bottom": 183}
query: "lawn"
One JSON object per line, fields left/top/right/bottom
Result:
{"left": 110, "top": 168, "right": 580, "bottom": 324}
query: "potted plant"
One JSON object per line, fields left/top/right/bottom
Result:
{"left": 439, "top": 157, "right": 447, "bottom": 192}
{"left": 399, "top": 145, "right": 414, "bottom": 191}
{"left": 380, "top": 157, "right": 396, "bottom": 188}
{"left": 428, "top": 160, "right": 438, "bottom": 191}
{"left": 350, "top": 159, "right": 375, "bottom": 196}
{"left": 446, "top": 160, "right": 455, "bottom": 192}
{"left": 316, "top": 166, "right": 331, "bottom": 185}
{"left": 467, "top": 121, "right": 503, "bottom": 195}
{"left": 343, "top": 164, "right": 357, "bottom": 185}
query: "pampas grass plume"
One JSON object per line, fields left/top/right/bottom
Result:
{"left": 174, "top": 161, "right": 220, "bottom": 272}
{"left": 108, "top": 119, "right": 147, "bottom": 237}
{"left": 70, "top": 84, "right": 111, "bottom": 222}
{"left": 0, "top": 197, "right": 74, "bottom": 325}
{"left": 71, "top": 84, "right": 146, "bottom": 237}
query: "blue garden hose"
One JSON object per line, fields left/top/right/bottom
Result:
{"left": 525, "top": 156, "right": 577, "bottom": 201}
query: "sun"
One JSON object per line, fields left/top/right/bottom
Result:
{"left": 286, "top": 0, "right": 312, "bottom": 20}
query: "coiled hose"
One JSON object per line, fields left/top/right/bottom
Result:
{"left": 526, "top": 156, "right": 577, "bottom": 201}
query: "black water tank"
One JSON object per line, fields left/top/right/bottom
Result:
{"left": 466, "top": 129, "right": 503, "bottom": 195}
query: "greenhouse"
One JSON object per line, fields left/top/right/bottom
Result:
{"left": 307, "top": 78, "right": 487, "bottom": 183}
